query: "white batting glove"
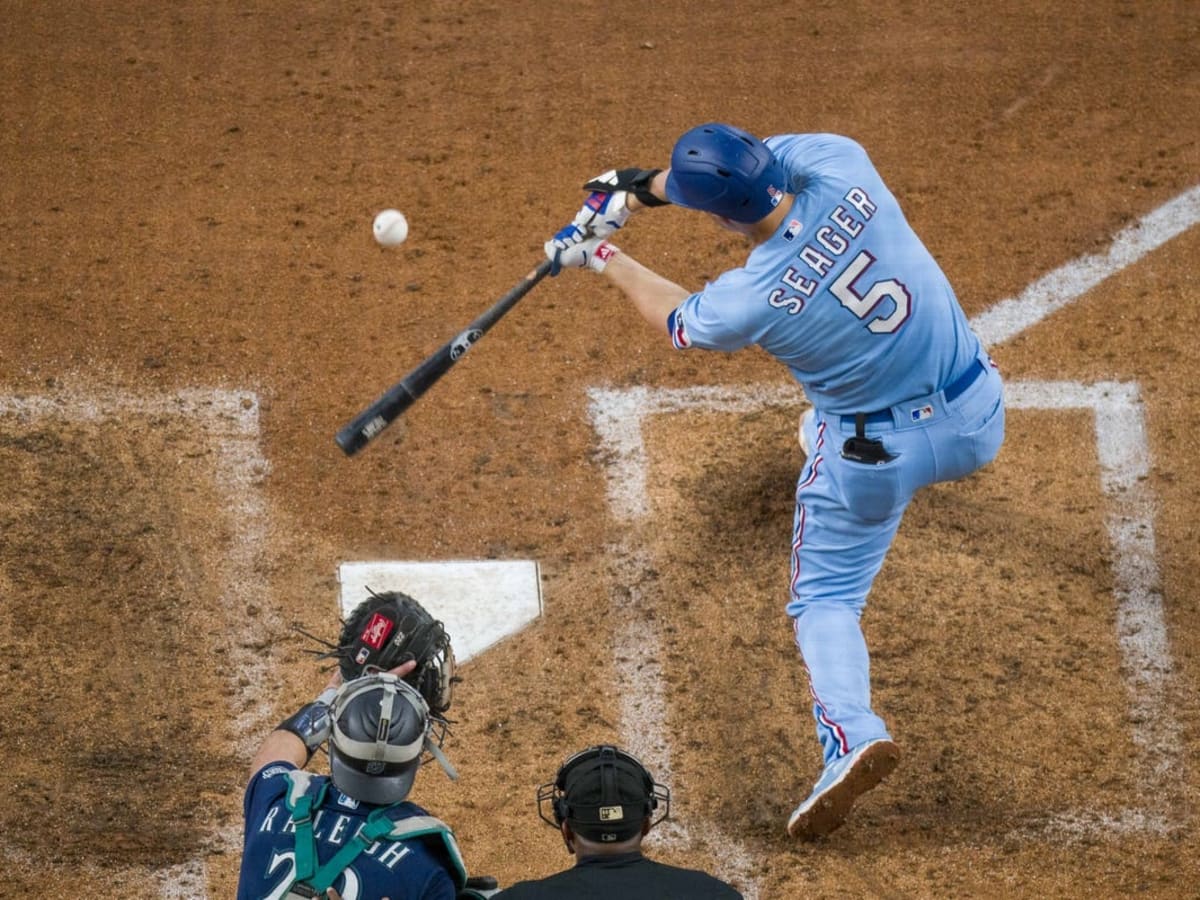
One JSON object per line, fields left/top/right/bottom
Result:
{"left": 572, "top": 171, "right": 633, "bottom": 238}
{"left": 544, "top": 224, "right": 619, "bottom": 275}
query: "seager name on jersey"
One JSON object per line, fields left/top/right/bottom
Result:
{"left": 767, "top": 186, "right": 877, "bottom": 314}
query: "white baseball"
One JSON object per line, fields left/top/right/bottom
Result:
{"left": 373, "top": 208, "right": 409, "bottom": 247}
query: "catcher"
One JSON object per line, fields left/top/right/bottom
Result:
{"left": 237, "top": 592, "right": 495, "bottom": 899}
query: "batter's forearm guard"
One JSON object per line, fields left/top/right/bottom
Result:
{"left": 585, "top": 168, "right": 669, "bottom": 207}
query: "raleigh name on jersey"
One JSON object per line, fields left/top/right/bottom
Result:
{"left": 251, "top": 766, "right": 417, "bottom": 871}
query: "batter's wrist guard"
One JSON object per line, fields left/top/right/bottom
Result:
{"left": 585, "top": 168, "right": 669, "bottom": 208}
{"left": 277, "top": 686, "right": 338, "bottom": 762}
{"left": 627, "top": 168, "right": 669, "bottom": 207}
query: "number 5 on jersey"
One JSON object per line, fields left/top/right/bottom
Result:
{"left": 831, "top": 251, "right": 911, "bottom": 334}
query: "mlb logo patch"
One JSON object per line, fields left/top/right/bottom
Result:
{"left": 783, "top": 219, "right": 803, "bottom": 241}
{"left": 910, "top": 404, "right": 934, "bottom": 422}
{"left": 767, "top": 184, "right": 784, "bottom": 208}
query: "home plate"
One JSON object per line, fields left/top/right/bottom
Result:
{"left": 337, "top": 560, "right": 543, "bottom": 663}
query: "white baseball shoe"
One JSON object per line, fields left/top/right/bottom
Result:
{"left": 787, "top": 739, "right": 900, "bottom": 840}
{"left": 798, "top": 408, "right": 815, "bottom": 457}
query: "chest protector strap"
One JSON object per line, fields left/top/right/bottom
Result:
{"left": 282, "top": 771, "right": 469, "bottom": 894}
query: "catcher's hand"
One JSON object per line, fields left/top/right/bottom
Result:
{"left": 332, "top": 589, "right": 456, "bottom": 716}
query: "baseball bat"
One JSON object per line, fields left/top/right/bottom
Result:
{"left": 335, "top": 258, "right": 554, "bottom": 456}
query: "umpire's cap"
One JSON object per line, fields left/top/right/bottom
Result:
{"left": 664, "top": 122, "right": 787, "bottom": 223}
{"left": 329, "top": 673, "right": 428, "bottom": 805}
{"left": 538, "top": 745, "right": 670, "bottom": 843}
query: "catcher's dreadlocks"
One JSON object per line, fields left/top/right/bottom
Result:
{"left": 302, "top": 589, "right": 457, "bottom": 718}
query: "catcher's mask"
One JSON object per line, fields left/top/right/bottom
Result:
{"left": 329, "top": 673, "right": 456, "bottom": 805}
{"left": 664, "top": 122, "right": 787, "bottom": 223}
{"left": 537, "top": 745, "right": 670, "bottom": 844}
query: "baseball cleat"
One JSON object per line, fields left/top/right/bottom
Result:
{"left": 798, "top": 408, "right": 814, "bottom": 457}
{"left": 787, "top": 739, "right": 900, "bottom": 840}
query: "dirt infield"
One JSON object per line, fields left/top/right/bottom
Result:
{"left": 2, "top": 2, "right": 1198, "bottom": 897}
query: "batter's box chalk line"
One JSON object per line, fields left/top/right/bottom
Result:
{"left": 0, "top": 388, "right": 272, "bottom": 896}
{"left": 589, "top": 380, "right": 1179, "bottom": 848}
{"left": 970, "top": 183, "right": 1200, "bottom": 348}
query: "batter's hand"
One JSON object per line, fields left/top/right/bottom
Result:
{"left": 544, "top": 226, "right": 619, "bottom": 275}
{"left": 571, "top": 175, "right": 632, "bottom": 238}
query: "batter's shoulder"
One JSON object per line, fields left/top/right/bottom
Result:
{"left": 767, "top": 132, "right": 867, "bottom": 154}
{"left": 766, "top": 133, "right": 873, "bottom": 186}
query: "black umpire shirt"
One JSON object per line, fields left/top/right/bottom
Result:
{"left": 492, "top": 851, "right": 743, "bottom": 899}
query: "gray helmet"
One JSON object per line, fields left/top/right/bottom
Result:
{"left": 329, "top": 673, "right": 430, "bottom": 805}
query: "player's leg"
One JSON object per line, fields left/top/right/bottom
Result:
{"left": 787, "top": 475, "right": 902, "bottom": 756}
{"left": 785, "top": 445, "right": 905, "bottom": 839}
{"left": 792, "top": 602, "right": 889, "bottom": 762}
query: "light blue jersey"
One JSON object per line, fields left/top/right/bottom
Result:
{"left": 661, "top": 132, "right": 1005, "bottom": 775}
{"left": 668, "top": 134, "right": 981, "bottom": 414}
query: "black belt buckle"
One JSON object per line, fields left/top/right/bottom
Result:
{"left": 841, "top": 412, "right": 896, "bottom": 464}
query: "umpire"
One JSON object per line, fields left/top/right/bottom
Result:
{"left": 493, "top": 745, "right": 742, "bottom": 899}
{"left": 237, "top": 660, "right": 488, "bottom": 900}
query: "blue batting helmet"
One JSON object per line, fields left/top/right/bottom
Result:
{"left": 664, "top": 123, "right": 787, "bottom": 223}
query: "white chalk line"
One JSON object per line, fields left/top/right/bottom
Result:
{"left": 969, "top": 183, "right": 1200, "bottom": 348}
{"left": 592, "top": 380, "right": 1177, "bottom": 849}
{"left": 0, "top": 388, "right": 273, "bottom": 897}
{"left": 588, "top": 384, "right": 801, "bottom": 522}
{"left": 607, "top": 544, "right": 764, "bottom": 899}
{"left": 588, "top": 184, "right": 1199, "bottom": 861}
{"left": 1007, "top": 381, "right": 1177, "bottom": 836}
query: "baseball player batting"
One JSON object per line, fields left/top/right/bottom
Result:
{"left": 544, "top": 124, "right": 1005, "bottom": 839}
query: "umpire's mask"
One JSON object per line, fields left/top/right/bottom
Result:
{"left": 329, "top": 673, "right": 428, "bottom": 805}
{"left": 537, "top": 745, "right": 671, "bottom": 843}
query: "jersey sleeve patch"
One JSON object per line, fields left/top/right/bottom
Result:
{"left": 668, "top": 308, "right": 692, "bottom": 349}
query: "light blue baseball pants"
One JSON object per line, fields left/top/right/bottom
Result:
{"left": 789, "top": 355, "right": 1005, "bottom": 764}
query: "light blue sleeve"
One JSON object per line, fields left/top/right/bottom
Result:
{"left": 668, "top": 267, "right": 761, "bottom": 352}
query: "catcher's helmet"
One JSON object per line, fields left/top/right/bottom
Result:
{"left": 537, "top": 745, "right": 670, "bottom": 843}
{"left": 329, "top": 673, "right": 429, "bottom": 805}
{"left": 664, "top": 122, "right": 787, "bottom": 223}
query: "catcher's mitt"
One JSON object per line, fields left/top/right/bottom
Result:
{"left": 331, "top": 589, "right": 456, "bottom": 716}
